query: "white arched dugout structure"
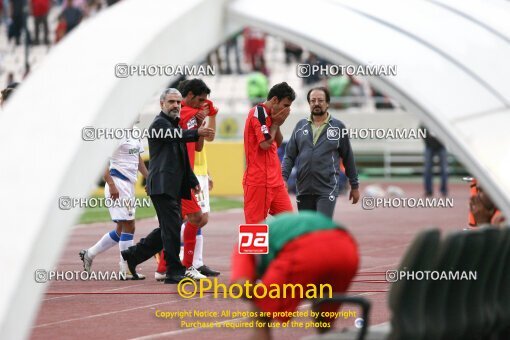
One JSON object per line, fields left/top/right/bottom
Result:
{"left": 0, "top": 0, "right": 509, "bottom": 338}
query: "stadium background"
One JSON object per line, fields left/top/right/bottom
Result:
{"left": 0, "top": 3, "right": 468, "bottom": 197}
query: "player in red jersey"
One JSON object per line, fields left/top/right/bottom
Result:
{"left": 243, "top": 82, "right": 296, "bottom": 224}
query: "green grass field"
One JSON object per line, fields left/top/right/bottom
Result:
{"left": 79, "top": 196, "right": 243, "bottom": 224}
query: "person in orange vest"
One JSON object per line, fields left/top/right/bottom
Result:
{"left": 467, "top": 178, "right": 505, "bottom": 228}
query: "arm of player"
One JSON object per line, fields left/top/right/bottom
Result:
{"left": 195, "top": 121, "right": 208, "bottom": 152}
{"left": 205, "top": 115, "right": 217, "bottom": 142}
{"left": 103, "top": 167, "right": 119, "bottom": 200}
{"left": 259, "top": 124, "right": 281, "bottom": 150}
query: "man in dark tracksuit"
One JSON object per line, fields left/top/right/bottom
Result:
{"left": 282, "top": 87, "right": 359, "bottom": 218}
{"left": 121, "top": 88, "right": 214, "bottom": 284}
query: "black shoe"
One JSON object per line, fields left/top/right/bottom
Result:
{"left": 164, "top": 273, "right": 186, "bottom": 284}
{"left": 120, "top": 249, "right": 142, "bottom": 280}
{"left": 197, "top": 265, "right": 220, "bottom": 277}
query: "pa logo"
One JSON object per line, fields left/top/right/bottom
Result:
{"left": 239, "top": 224, "right": 269, "bottom": 254}
{"left": 326, "top": 127, "right": 341, "bottom": 140}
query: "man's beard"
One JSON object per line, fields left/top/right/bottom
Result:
{"left": 311, "top": 107, "right": 326, "bottom": 116}
{"left": 164, "top": 108, "right": 180, "bottom": 119}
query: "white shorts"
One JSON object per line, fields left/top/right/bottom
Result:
{"left": 195, "top": 175, "right": 210, "bottom": 213}
{"left": 104, "top": 176, "right": 136, "bottom": 222}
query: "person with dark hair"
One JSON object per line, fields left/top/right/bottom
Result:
{"left": 179, "top": 78, "right": 211, "bottom": 99}
{"left": 154, "top": 79, "right": 220, "bottom": 280}
{"left": 282, "top": 87, "right": 360, "bottom": 218}
{"left": 243, "top": 82, "right": 296, "bottom": 224}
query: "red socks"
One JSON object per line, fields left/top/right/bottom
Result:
{"left": 183, "top": 221, "right": 199, "bottom": 268}
{"left": 156, "top": 250, "right": 166, "bottom": 273}
{"left": 156, "top": 221, "right": 199, "bottom": 272}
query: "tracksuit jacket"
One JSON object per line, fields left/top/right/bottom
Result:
{"left": 282, "top": 117, "right": 359, "bottom": 197}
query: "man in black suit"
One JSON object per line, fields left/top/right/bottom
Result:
{"left": 122, "top": 88, "right": 214, "bottom": 283}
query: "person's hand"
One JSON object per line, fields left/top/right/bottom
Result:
{"left": 470, "top": 195, "right": 494, "bottom": 225}
{"left": 195, "top": 110, "right": 207, "bottom": 126}
{"left": 271, "top": 107, "right": 290, "bottom": 126}
{"left": 194, "top": 184, "right": 201, "bottom": 194}
{"left": 349, "top": 188, "right": 360, "bottom": 204}
{"left": 198, "top": 121, "right": 215, "bottom": 139}
{"left": 108, "top": 183, "right": 120, "bottom": 200}
{"left": 208, "top": 176, "right": 214, "bottom": 191}
{"left": 200, "top": 102, "right": 210, "bottom": 116}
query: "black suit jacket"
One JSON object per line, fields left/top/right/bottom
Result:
{"left": 147, "top": 112, "right": 199, "bottom": 199}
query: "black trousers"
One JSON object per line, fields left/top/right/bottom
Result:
{"left": 129, "top": 194, "right": 185, "bottom": 275}
{"left": 33, "top": 14, "right": 49, "bottom": 45}
{"left": 296, "top": 194, "right": 337, "bottom": 218}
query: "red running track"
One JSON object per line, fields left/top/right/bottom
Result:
{"left": 30, "top": 181, "right": 469, "bottom": 340}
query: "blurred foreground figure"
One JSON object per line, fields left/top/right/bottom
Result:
{"left": 231, "top": 212, "right": 359, "bottom": 340}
